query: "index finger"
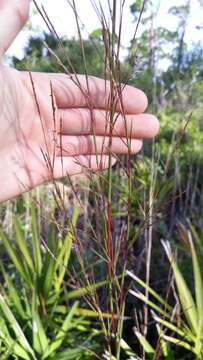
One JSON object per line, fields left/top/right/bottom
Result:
{"left": 43, "top": 73, "right": 148, "bottom": 114}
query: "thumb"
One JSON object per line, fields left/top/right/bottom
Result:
{"left": 0, "top": 0, "right": 30, "bottom": 57}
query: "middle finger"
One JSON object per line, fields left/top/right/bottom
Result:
{"left": 57, "top": 108, "right": 159, "bottom": 139}
{"left": 56, "top": 135, "right": 143, "bottom": 156}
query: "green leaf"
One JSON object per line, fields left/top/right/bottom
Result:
{"left": 0, "top": 229, "right": 31, "bottom": 284}
{"left": 129, "top": 289, "right": 170, "bottom": 318}
{"left": 126, "top": 270, "right": 172, "bottom": 312}
{"left": 134, "top": 330, "right": 155, "bottom": 356}
{"left": 14, "top": 217, "right": 34, "bottom": 273}
{"left": 152, "top": 312, "right": 195, "bottom": 342}
{"left": 155, "top": 322, "right": 175, "bottom": 360}
{"left": 1, "top": 267, "right": 27, "bottom": 320}
{"left": 31, "top": 202, "right": 42, "bottom": 277}
{"left": 0, "top": 292, "right": 37, "bottom": 359}
{"left": 43, "top": 301, "right": 79, "bottom": 358}
{"left": 161, "top": 334, "right": 194, "bottom": 353}
{"left": 56, "top": 305, "right": 118, "bottom": 318}
{"left": 163, "top": 241, "right": 198, "bottom": 335}
{"left": 48, "top": 347, "right": 90, "bottom": 360}
{"left": 0, "top": 324, "right": 31, "bottom": 360}
{"left": 55, "top": 207, "right": 79, "bottom": 291}
{"left": 0, "top": 318, "right": 30, "bottom": 359}
{"left": 120, "top": 338, "right": 138, "bottom": 357}
{"left": 41, "top": 222, "right": 58, "bottom": 298}
{"left": 189, "top": 223, "right": 203, "bottom": 258}
{"left": 32, "top": 311, "right": 49, "bottom": 355}
{"left": 188, "top": 233, "right": 203, "bottom": 333}
{"left": 62, "top": 278, "right": 115, "bottom": 301}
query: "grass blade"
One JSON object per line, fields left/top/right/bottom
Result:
{"left": 129, "top": 289, "right": 170, "bottom": 318}
{"left": 14, "top": 217, "right": 34, "bottom": 273}
{"left": 152, "top": 312, "right": 195, "bottom": 342}
{"left": 162, "top": 241, "right": 198, "bottom": 335}
{"left": 56, "top": 207, "right": 79, "bottom": 291}
{"left": 62, "top": 278, "right": 113, "bottom": 300}
{"left": 134, "top": 329, "right": 155, "bottom": 356}
{"left": 120, "top": 338, "right": 139, "bottom": 357}
{"left": 0, "top": 292, "right": 37, "bottom": 359}
{"left": 127, "top": 270, "right": 172, "bottom": 312}
{"left": 41, "top": 222, "right": 58, "bottom": 298}
{"left": 43, "top": 301, "right": 79, "bottom": 358}
{"left": 32, "top": 311, "right": 49, "bottom": 355}
{"left": 1, "top": 267, "right": 27, "bottom": 320}
{"left": 188, "top": 233, "right": 203, "bottom": 333}
{"left": 0, "top": 317, "right": 31, "bottom": 360}
{"left": 161, "top": 334, "right": 194, "bottom": 353}
{"left": 0, "top": 229, "right": 31, "bottom": 284}
{"left": 31, "top": 202, "right": 42, "bottom": 277}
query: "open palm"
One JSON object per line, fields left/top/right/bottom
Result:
{"left": 0, "top": 0, "right": 159, "bottom": 202}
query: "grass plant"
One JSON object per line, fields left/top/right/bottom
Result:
{"left": 0, "top": 0, "right": 203, "bottom": 359}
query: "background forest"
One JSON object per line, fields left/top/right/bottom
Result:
{"left": 1, "top": 0, "right": 203, "bottom": 359}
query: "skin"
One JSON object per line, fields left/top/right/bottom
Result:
{"left": 0, "top": 0, "right": 159, "bottom": 203}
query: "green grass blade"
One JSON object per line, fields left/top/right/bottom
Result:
{"left": 0, "top": 229, "right": 31, "bottom": 284}
{"left": 62, "top": 277, "right": 120, "bottom": 301}
{"left": 188, "top": 233, "right": 203, "bottom": 333}
{"left": 1, "top": 269, "right": 27, "bottom": 320}
{"left": 129, "top": 289, "right": 170, "bottom": 318}
{"left": 134, "top": 330, "right": 155, "bottom": 356}
{"left": 32, "top": 311, "right": 49, "bottom": 355}
{"left": 32, "top": 291, "right": 49, "bottom": 355}
{"left": 14, "top": 217, "right": 34, "bottom": 273}
{"left": 47, "top": 348, "right": 90, "bottom": 360}
{"left": 0, "top": 317, "right": 31, "bottom": 359}
{"left": 126, "top": 270, "right": 172, "bottom": 312}
{"left": 161, "top": 334, "right": 195, "bottom": 353}
{"left": 0, "top": 322, "right": 31, "bottom": 360}
{"left": 30, "top": 202, "right": 42, "bottom": 277}
{"left": 152, "top": 311, "right": 195, "bottom": 342}
{"left": 189, "top": 222, "right": 203, "bottom": 258}
{"left": 22, "top": 287, "right": 32, "bottom": 318}
{"left": 120, "top": 338, "right": 139, "bottom": 357}
{"left": 41, "top": 223, "right": 58, "bottom": 298}
{"left": 163, "top": 241, "right": 198, "bottom": 335}
{"left": 155, "top": 322, "right": 175, "bottom": 360}
{"left": 56, "top": 207, "right": 79, "bottom": 291}
{"left": 0, "top": 293, "right": 37, "bottom": 359}
{"left": 43, "top": 301, "right": 79, "bottom": 358}
{"left": 55, "top": 305, "right": 121, "bottom": 319}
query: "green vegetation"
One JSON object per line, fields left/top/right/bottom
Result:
{"left": 127, "top": 224, "right": 203, "bottom": 359}
{"left": 0, "top": 200, "right": 105, "bottom": 359}
{"left": 1, "top": 0, "right": 203, "bottom": 358}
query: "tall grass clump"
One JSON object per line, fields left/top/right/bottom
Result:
{"left": 1, "top": 0, "right": 203, "bottom": 359}
{"left": 1, "top": 0, "right": 150, "bottom": 357}
{"left": 126, "top": 223, "right": 203, "bottom": 359}
{"left": 0, "top": 197, "right": 113, "bottom": 359}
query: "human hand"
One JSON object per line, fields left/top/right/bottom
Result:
{"left": 0, "top": 0, "right": 159, "bottom": 203}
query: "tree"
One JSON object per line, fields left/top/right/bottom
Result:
{"left": 12, "top": 31, "right": 105, "bottom": 77}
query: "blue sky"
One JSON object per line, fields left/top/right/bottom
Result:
{"left": 6, "top": 0, "right": 203, "bottom": 61}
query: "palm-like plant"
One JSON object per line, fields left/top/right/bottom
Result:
{"left": 126, "top": 224, "right": 203, "bottom": 360}
{"left": 0, "top": 200, "right": 108, "bottom": 359}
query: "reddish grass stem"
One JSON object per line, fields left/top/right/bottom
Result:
{"left": 107, "top": 203, "right": 112, "bottom": 275}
